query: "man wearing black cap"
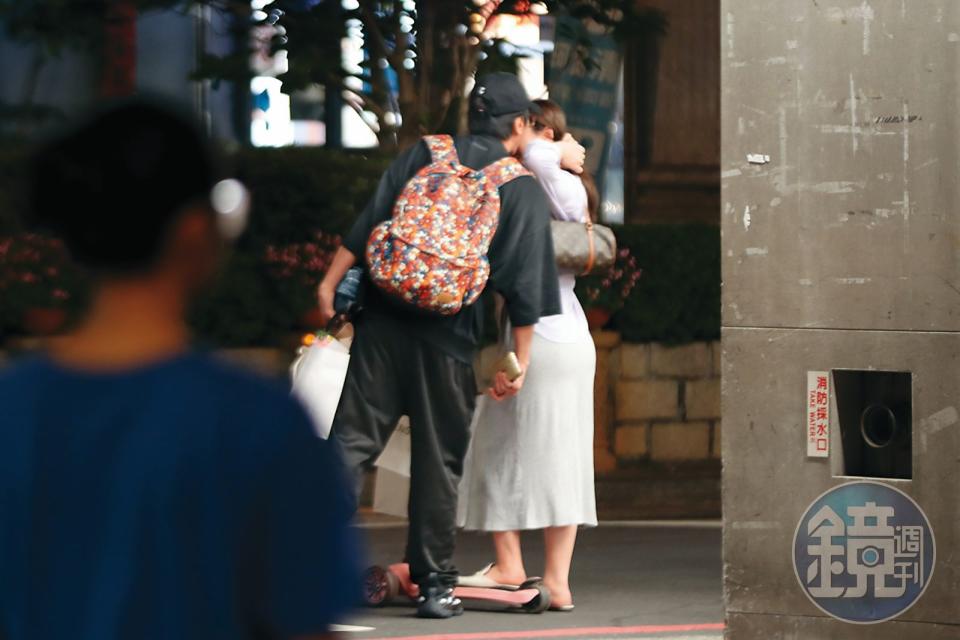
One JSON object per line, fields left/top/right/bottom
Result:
{"left": 318, "top": 72, "right": 561, "bottom": 618}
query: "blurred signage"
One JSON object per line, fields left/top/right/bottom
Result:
{"left": 548, "top": 15, "right": 621, "bottom": 177}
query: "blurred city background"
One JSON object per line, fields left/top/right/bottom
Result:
{"left": 0, "top": 0, "right": 721, "bottom": 521}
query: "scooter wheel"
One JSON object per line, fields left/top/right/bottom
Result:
{"left": 364, "top": 565, "right": 400, "bottom": 607}
{"left": 521, "top": 584, "right": 551, "bottom": 614}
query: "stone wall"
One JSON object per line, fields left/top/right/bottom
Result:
{"left": 594, "top": 332, "right": 721, "bottom": 473}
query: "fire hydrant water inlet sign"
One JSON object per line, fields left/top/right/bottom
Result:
{"left": 807, "top": 371, "right": 830, "bottom": 457}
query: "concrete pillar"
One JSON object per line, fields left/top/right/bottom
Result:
{"left": 723, "top": 1, "right": 960, "bottom": 636}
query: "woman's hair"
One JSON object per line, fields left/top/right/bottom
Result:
{"left": 579, "top": 170, "right": 600, "bottom": 223}
{"left": 28, "top": 99, "right": 219, "bottom": 273}
{"left": 531, "top": 99, "right": 600, "bottom": 222}
{"left": 531, "top": 99, "right": 568, "bottom": 140}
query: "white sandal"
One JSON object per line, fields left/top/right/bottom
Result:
{"left": 456, "top": 563, "right": 521, "bottom": 590}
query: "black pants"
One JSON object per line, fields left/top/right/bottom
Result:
{"left": 331, "top": 315, "right": 477, "bottom": 588}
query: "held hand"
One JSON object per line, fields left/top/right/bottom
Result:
{"left": 487, "top": 367, "right": 528, "bottom": 402}
{"left": 317, "top": 282, "right": 337, "bottom": 325}
{"left": 558, "top": 133, "right": 586, "bottom": 175}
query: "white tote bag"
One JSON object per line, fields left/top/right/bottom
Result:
{"left": 372, "top": 397, "right": 486, "bottom": 520}
{"left": 290, "top": 334, "right": 352, "bottom": 439}
{"left": 372, "top": 417, "right": 411, "bottom": 518}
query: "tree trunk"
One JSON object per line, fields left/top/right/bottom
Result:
{"left": 359, "top": 0, "right": 488, "bottom": 148}
{"left": 397, "top": 68, "right": 421, "bottom": 149}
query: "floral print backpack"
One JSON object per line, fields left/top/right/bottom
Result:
{"left": 366, "top": 135, "right": 531, "bottom": 315}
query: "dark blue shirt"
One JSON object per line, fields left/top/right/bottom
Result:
{"left": 0, "top": 353, "right": 363, "bottom": 640}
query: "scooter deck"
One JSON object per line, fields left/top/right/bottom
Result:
{"left": 364, "top": 563, "right": 551, "bottom": 613}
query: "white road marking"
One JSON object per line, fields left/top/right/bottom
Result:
{"left": 332, "top": 624, "right": 377, "bottom": 633}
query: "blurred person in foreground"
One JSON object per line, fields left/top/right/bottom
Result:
{"left": 0, "top": 100, "right": 362, "bottom": 640}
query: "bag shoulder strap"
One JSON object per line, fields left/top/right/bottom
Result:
{"left": 423, "top": 135, "right": 461, "bottom": 168}
{"left": 480, "top": 156, "right": 532, "bottom": 190}
{"left": 583, "top": 220, "right": 596, "bottom": 275}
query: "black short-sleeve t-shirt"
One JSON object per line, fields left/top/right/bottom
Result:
{"left": 344, "top": 135, "right": 561, "bottom": 362}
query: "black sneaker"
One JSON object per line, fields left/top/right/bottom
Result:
{"left": 416, "top": 582, "right": 464, "bottom": 619}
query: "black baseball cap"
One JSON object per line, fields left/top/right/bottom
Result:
{"left": 469, "top": 72, "right": 541, "bottom": 118}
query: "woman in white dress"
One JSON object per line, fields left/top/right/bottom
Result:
{"left": 458, "top": 100, "right": 598, "bottom": 610}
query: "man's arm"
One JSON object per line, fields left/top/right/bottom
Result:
{"left": 486, "top": 178, "right": 562, "bottom": 400}
{"left": 317, "top": 142, "right": 430, "bottom": 323}
{"left": 317, "top": 247, "right": 357, "bottom": 323}
{"left": 487, "top": 180, "right": 561, "bottom": 321}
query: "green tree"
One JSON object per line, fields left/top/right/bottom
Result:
{"left": 1, "top": 0, "right": 664, "bottom": 147}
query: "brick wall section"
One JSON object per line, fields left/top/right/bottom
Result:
{"left": 592, "top": 332, "right": 621, "bottom": 473}
{"left": 595, "top": 333, "right": 722, "bottom": 468}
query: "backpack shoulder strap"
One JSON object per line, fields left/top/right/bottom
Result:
{"left": 480, "top": 156, "right": 532, "bottom": 189}
{"left": 423, "top": 135, "right": 460, "bottom": 168}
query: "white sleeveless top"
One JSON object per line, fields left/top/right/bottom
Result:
{"left": 522, "top": 139, "right": 591, "bottom": 344}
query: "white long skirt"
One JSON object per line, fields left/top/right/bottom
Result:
{"left": 457, "top": 332, "right": 598, "bottom": 531}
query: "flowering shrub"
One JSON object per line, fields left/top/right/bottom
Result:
{"left": 576, "top": 247, "right": 642, "bottom": 313}
{"left": 0, "top": 147, "right": 719, "bottom": 347}
{"left": 263, "top": 231, "right": 342, "bottom": 323}
{"left": 0, "top": 233, "right": 89, "bottom": 334}
{"left": 0, "top": 233, "right": 85, "bottom": 308}
{"left": 264, "top": 231, "right": 341, "bottom": 290}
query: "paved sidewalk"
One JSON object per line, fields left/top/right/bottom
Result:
{"left": 343, "top": 520, "right": 724, "bottom": 640}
